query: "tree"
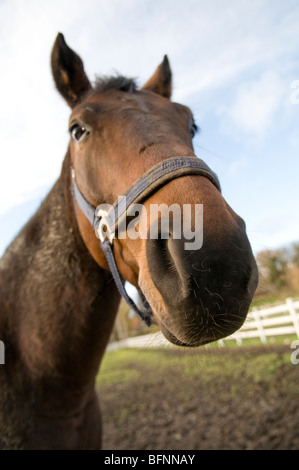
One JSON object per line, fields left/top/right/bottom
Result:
{"left": 292, "top": 243, "right": 299, "bottom": 268}
{"left": 267, "top": 252, "right": 287, "bottom": 288}
{"left": 255, "top": 248, "right": 287, "bottom": 295}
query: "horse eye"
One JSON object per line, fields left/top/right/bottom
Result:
{"left": 70, "top": 124, "right": 90, "bottom": 143}
{"left": 190, "top": 121, "right": 198, "bottom": 139}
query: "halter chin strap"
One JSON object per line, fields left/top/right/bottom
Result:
{"left": 71, "top": 156, "right": 221, "bottom": 326}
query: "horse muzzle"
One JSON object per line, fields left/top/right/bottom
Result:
{"left": 145, "top": 219, "right": 259, "bottom": 347}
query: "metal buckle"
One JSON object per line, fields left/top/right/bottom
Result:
{"left": 95, "top": 209, "right": 115, "bottom": 244}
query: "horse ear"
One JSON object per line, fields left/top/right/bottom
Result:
{"left": 51, "top": 33, "right": 92, "bottom": 108}
{"left": 142, "top": 55, "right": 172, "bottom": 99}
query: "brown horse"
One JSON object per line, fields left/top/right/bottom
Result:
{"left": 0, "top": 33, "right": 258, "bottom": 449}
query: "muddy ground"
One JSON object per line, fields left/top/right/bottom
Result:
{"left": 97, "top": 344, "right": 299, "bottom": 450}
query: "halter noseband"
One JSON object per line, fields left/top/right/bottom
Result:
{"left": 71, "top": 156, "right": 221, "bottom": 326}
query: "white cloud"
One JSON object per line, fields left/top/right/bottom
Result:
{"left": 218, "top": 72, "right": 284, "bottom": 137}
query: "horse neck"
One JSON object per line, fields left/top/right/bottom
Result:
{"left": 0, "top": 151, "right": 120, "bottom": 390}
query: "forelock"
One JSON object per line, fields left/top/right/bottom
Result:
{"left": 93, "top": 75, "right": 137, "bottom": 93}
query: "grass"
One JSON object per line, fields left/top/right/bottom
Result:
{"left": 97, "top": 349, "right": 169, "bottom": 386}
{"left": 251, "top": 292, "right": 299, "bottom": 309}
{"left": 97, "top": 342, "right": 296, "bottom": 391}
{"left": 219, "top": 333, "right": 297, "bottom": 348}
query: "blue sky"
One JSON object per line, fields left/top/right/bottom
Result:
{"left": 0, "top": 0, "right": 299, "bottom": 256}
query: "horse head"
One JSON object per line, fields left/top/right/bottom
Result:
{"left": 51, "top": 33, "right": 258, "bottom": 347}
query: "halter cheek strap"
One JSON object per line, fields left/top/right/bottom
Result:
{"left": 72, "top": 156, "right": 221, "bottom": 326}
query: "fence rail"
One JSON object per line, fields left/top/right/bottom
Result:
{"left": 218, "top": 297, "right": 299, "bottom": 346}
{"left": 107, "top": 297, "right": 299, "bottom": 351}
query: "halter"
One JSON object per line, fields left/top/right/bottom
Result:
{"left": 71, "top": 156, "right": 221, "bottom": 326}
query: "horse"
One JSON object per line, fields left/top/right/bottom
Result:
{"left": 0, "top": 33, "right": 258, "bottom": 449}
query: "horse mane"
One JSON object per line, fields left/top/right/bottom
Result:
{"left": 93, "top": 75, "right": 137, "bottom": 94}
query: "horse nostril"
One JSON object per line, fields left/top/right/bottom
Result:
{"left": 146, "top": 232, "right": 172, "bottom": 277}
{"left": 146, "top": 227, "right": 189, "bottom": 304}
{"left": 166, "top": 236, "right": 191, "bottom": 298}
{"left": 147, "top": 224, "right": 256, "bottom": 307}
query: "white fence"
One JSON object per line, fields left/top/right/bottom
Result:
{"left": 218, "top": 297, "right": 299, "bottom": 346}
{"left": 107, "top": 297, "right": 299, "bottom": 351}
{"left": 107, "top": 331, "right": 172, "bottom": 351}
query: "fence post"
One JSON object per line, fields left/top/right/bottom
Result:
{"left": 252, "top": 307, "right": 267, "bottom": 343}
{"left": 286, "top": 298, "right": 299, "bottom": 338}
